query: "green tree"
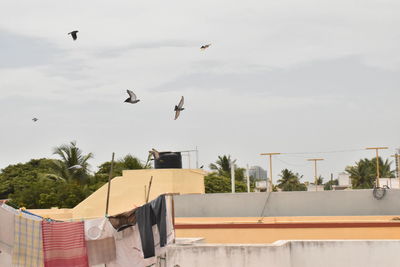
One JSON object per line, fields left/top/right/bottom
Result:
{"left": 209, "top": 155, "right": 231, "bottom": 177}
{"left": 204, "top": 173, "right": 248, "bottom": 193}
{"left": 51, "top": 141, "right": 93, "bottom": 184}
{"left": 0, "top": 158, "right": 92, "bottom": 208}
{"left": 316, "top": 176, "right": 324, "bottom": 185}
{"left": 324, "top": 179, "right": 339, "bottom": 190}
{"left": 95, "top": 154, "right": 148, "bottom": 180}
{"left": 0, "top": 158, "right": 58, "bottom": 199}
{"left": 209, "top": 155, "right": 246, "bottom": 181}
{"left": 346, "top": 157, "right": 394, "bottom": 189}
{"left": 277, "top": 169, "right": 307, "bottom": 191}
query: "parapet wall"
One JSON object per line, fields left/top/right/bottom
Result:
{"left": 166, "top": 240, "right": 400, "bottom": 267}
{"left": 174, "top": 189, "right": 400, "bottom": 217}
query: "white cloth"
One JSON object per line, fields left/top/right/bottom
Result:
{"left": 0, "top": 248, "right": 12, "bottom": 267}
{"left": 107, "top": 195, "right": 175, "bottom": 267}
{"left": 84, "top": 217, "right": 117, "bottom": 266}
{"left": 107, "top": 224, "right": 158, "bottom": 267}
{"left": 0, "top": 205, "right": 14, "bottom": 253}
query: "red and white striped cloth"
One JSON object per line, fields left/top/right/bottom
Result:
{"left": 41, "top": 221, "right": 89, "bottom": 267}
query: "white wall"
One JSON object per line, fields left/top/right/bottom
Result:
{"left": 166, "top": 240, "right": 400, "bottom": 267}
{"left": 380, "top": 178, "right": 400, "bottom": 189}
{"left": 338, "top": 172, "right": 350, "bottom": 186}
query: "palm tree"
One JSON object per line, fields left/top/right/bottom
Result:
{"left": 209, "top": 155, "right": 231, "bottom": 177}
{"left": 277, "top": 169, "right": 307, "bottom": 191}
{"left": 51, "top": 141, "right": 93, "bottom": 184}
{"left": 95, "top": 154, "right": 149, "bottom": 180}
{"left": 346, "top": 157, "right": 395, "bottom": 189}
{"left": 370, "top": 157, "right": 395, "bottom": 178}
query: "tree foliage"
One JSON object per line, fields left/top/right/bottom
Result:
{"left": 209, "top": 155, "right": 246, "bottom": 181}
{"left": 346, "top": 157, "right": 394, "bottom": 189}
{"left": 51, "top": 141, "right": 94, "bottom": 184}
{"left": 276, "top": 169, "right": 307, "bottom": 191}
{"left": 324, "top": 179, "right": 339, "bottom": 190}
{"left": 204, "top": 173, "right": 248, "bottom": 193}
{"left": 205, "top": 155, "right": 252, "bottom": 193}
{"left": 0, "top": 145, "right": 152, "bottom": 209}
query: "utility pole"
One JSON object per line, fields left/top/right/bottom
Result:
{"left": 230, "top": 159, "right": 236, "bottom": 193}
{"left": 260, "top": 153, "right": 281, "bottom": 192}
{"left": 246, "top": 164, "right": 250, "bottom": 193}
{"left": 391, "top": 154, "right": 400, "bottom": 179}
{"left": 307, "top": 158, "right": 324, "bottom": 191}
{"left": 195, "top": 146, "right": 199, "bottom": 169}
{"left": 366, "top": 147, "right": 388, "bottom": 187}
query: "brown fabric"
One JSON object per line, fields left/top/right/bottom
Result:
{"left": 108, "top": 208, "right": 137, "bottom": 230}
{"left": 87, "top": 237, "right": 116, "bottom": 265}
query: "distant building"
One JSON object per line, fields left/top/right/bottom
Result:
{"left": 307, "top": 184, "right": 324, "bottom": 191}
{"left": 249, "top": 166, "right": 267, "bottom": 180}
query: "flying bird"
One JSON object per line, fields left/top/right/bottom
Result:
{"left": 149, "top": 148, "right": 160, "bottom": 160}
{"left": 68, "top": 165, "right": 83, "bottom": 170}
{"left": 174, "top": 96, "right": 184, "bottom": 120}
{"left": 68, "top": 30, "right": 79, "bottom": 41}
{"left": 32, "top": 118, "right": 38, "bottom": 122}
{"left": 124, "top": 90, "right": 140, "bottom": 104}
{"left": 200, "top": 44, "right": 211, "bottom": 50}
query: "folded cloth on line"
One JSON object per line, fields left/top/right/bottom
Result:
{"left": 42, "top": 221, "right": 88, "bottom": 267}
{"left": 108, "top": 208, "right": 137, "bottom": 231}
{"left": 84, "top": 217, "right": 116, "bottom": 266}
{"left": 12, "top": 215, "right": 44, "bottom": 267}
{"left": 0, "top": 205, "right": 14, "bottom": 252}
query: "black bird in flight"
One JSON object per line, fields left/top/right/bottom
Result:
{"left": 124, "top": 90, "right": 140, "bottom": 104}
{"left": 68, "top": 30, "right": 79, "bottom": 41}
{"left": 174, "top": 96, "right": 184, "bottom": 120}
{"left": 200, "top": 44, "right": 211, "bottom": 50}
{"left": 32, "top": 118, "right": 38, "bottom": 122}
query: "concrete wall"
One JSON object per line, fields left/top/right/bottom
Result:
{"left": 166, "top": 240, "right": 400, "bottom": 267}
{"left": 174, "top": 189, "right": 400, "bottom": 217}
{"left": 68, "top": 169, "right": 204, "bottom": 219}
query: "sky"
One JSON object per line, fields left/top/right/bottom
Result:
{"left": 0, "top": 0, "right": 399, "bottom": 184}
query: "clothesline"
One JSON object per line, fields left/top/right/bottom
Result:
{"left": 0, "top": 194, "right": 176, "bottom": 267}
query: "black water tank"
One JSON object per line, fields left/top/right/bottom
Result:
{"left": 154, "top": 152, "right": 182, "bottom": 169}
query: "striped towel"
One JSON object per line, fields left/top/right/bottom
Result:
{"left": 42, "top": 221, "right": 88, "bottom": 267}
{"left": 12, "top": 215, "right": 44, "bottom": 267}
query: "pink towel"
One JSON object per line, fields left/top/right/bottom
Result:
{"left": 42, "top": 221, "right": 88, "bottom": 267}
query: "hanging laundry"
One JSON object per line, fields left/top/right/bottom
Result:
{"left": 0, "top": 205, "right": 14, "bottom": 253}
{"left": 108, "top": 208, "right": 137, "bottom": 231}
{"left": 136, "top": 194, "right": 167, "bottom": 258}
{"left": 107, "top": 224, "right": 158, "bottom": 267}
{"left": 84, "top": 217, "right": 116, "bottom": 266}
{"left": 42, "top": 221, "right": 88, "bottom": 267}
{"left": 12, "top": 215, "right": 44, "bottom": 267}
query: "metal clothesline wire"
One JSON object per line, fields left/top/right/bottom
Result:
{"left": 280, "top": 148, "right": 365, "bottom": 155}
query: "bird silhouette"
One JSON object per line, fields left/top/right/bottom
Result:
{"left": 68, "top": 30, "right": 79, "bottom": 41}
{"left": 32, "top": 118, "right": 38, "bottom": 122}
{"left": 149, "top": 148, "right": 160, "bottom": 160}
{"left": 200, "top": 44, "right": 211, "bottom": 50}
{"left": 174, "top": 96, "right": 184, "bottom": 120}
{"left": 124, "top": 90, "right": 140, "bottom": 104}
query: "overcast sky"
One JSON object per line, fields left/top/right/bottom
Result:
{"left": 0, "top": 0, "right": 399, "bottom": 183}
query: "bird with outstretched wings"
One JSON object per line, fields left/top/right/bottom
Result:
{"left": 124, "top": 90, "right": 140, "bottom": 104}
{"left": 68, "top": 30, "right": 79, "bottom": 41}
{"left": 174, "top": 96, "right": 185, "bottom": 120}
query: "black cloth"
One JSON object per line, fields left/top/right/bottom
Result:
{"left": 136, "top": 195, "right": 167, "bottom": 258}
